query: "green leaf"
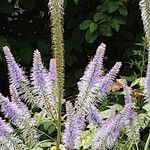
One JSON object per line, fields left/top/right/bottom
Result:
{"left": 85, "top": 30, "right": 98, "bottom": 43}
{"left": 100, "top": 25, "right": 113, "bottom": 37}
{"left": 43, "top": 121, "right": 51, "bottom": 131}
{"left": 110, "top": 22, "right": 120, "bottom": 32}
{"left": 90, "top": 23, "right": 97, "bottom": 33}
{"left": 120, "top": 76, "right": 137, "bottom": 82}
{"left": 94, "top": 12, "right": 103, "bottom": 22}
{"left": 113, "top": 16, "right": 126, "bottom": 25}
{"left": 40, "top": 141, "right": 52, "bottom": 148}
{"left": 109, "top": 1, "right": 119, "bottom": 13}
{"left": 48, "top": 124, "right": 55, "bottom": 135}
{"left": 138, "top": 114, "right": 149, "bottom": 129}
{"left": 79, "top": 20, "right": 93, "bottom": 30}
{"left": 119, "top": 6, "right": 128, "bottom": 16}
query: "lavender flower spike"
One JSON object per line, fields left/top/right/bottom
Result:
{"left": 92, "top": 114, "right": 121, "bottom": 150}
{"left": 78, "top": 43, "right": 106, "bottom": 91}
{"left": 0, "top": 93, "right": 30, "bottom": 128}
{"left": 31, "top": 50, "right": 55, "bottom": 108}
{"left": 86, "top": 105, "right": 103, "bottom": 125}
{"left": 0, "top": 117, "right": 26, "bottom": 149}
{"left": 0, "top": 117, "right": 13, "bottom": 137}
{"left": 62, "top": 102, "right": 85, "bottom": 149}
{"left": 122, "top": 82, "right": 140, "bottom": 142}
{"left": 84, "top": 62, "right": 121, "bottom": 107}
{"left": 3, "top": 46, "right": 28, "bottom": 87}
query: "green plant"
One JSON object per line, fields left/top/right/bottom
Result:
{"left": 79, "top": 0, "right": 128, "bottom": 43}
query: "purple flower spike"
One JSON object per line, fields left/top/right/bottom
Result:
{"left": 78, "top": 43, "right": 106, "bottom": 91}
{"left": 84, "top": 62, "right": 121, "bottom": 107}
{"left": 31, "top": 50, "right": 48, "bottom": 91}
{"left": 62, "top": 104, "right": 85, "bottom": 149}
{"left": 92, "top": 114, "right": 121, "bottom": 150}
{"left": 3, "top": 46, "right": 28, "bottom": 87}
{"left": 0, "top": 93, "right": 30, "bottom": 128}
{"left": 97, "top": 62, "right": 122, "bottom": 100}
{"left": 122, "top": 83, "right": 140, "bottom": 142}
{"left": 0, "top": 117, "right": 13, "bottom": 137}
{"left": 31, "top": 50, "right": 55, "bottom": 108}
{"left": 86, "top": 105, "right": 102, "bottom": 125}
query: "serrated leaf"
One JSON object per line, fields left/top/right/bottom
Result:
{"left": 79, "top": 20, "right": 93, "bottom": 30}
{"left": 85, "top": 30, "right": 98, "bottom": 43}
{"left": 90, "top": 22, "right": 97, "bottom": 33}
{"left": 119, "top": 6, "right": 128, "bottom": 16}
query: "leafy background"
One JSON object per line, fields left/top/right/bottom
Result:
{"left": 0, "top": 0, "right": 144, "bottom": 96}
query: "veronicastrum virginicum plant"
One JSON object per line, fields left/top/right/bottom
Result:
{"left": 0, "top": 0, "right": 149, "bottom": 150}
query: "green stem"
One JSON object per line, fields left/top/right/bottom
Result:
{"left": 128, "top": 140, "right": 134, "bottom": 150}
{"left": 48, "top": 0, "right": 64, "bottom": 149}
{"left": 144, "top": 133, "right": 150, "bottom": 150}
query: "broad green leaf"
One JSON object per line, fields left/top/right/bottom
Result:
{"left": 110, "top": 22, "right": 120, "bottom": 32}
{"left": 48, "top": 124, "right": 55, "bottom": 134}
{"left": 94, "top": 12, "right": 103, "bottom": 22}
{"left": 40, "top": 141, "right": 52, "bottom": 148}
{"left": 119, "top": 6, "right": 128, "bottom": 16}
{"left": 100, "top": 25, "right": 113, "bottom": 37}
{"left": 90, "top": 22, "right": 97, "bottom": 33}
{"left": 109, "top": 1, "right": 119, "bottom": 13}
{"left": 79, "top": 20, "right": 93, "bottom": 30}
{"left": 85, "top": 30, "right": 98, "bottom": 43}
{"left": 100, "top": 109, "right": 110, "bottom": 118}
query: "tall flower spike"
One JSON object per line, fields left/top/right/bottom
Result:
{"left": 31, "top": 50, "right": 56, "bottom": 117}
{"left": 77, "top": 43, "right": 106, "bottom": 109}
{"left": 92, "top": 114, "right": 121, "bottom": 150}
{"left": 122, "top": 83, "right": 140, "bottom": 142}
{"left": 78, "top": 43, "right": 106, "bottom": 91}
{"left": 62, "top": 102, "right": 85, "bottom": 149}
{"left": 0, "top": 117, "right": 26, "bottom": 150}
{"left": 0, "top": 93, "right": 38, "bottom": 145}
{"left": 82, "top": 62, "right": 121, "bottom": 108}
{"left": 140, "top": 0, "right": 150, "bottom": 103}
{"left": 3, "top": 46, "right": 28, "bottom": 88}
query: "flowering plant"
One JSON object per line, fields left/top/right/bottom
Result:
{"left": 0, "top": 0, "right": 149, "bottom": 150}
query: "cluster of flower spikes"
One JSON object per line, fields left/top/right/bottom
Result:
{"left": 62, "top": 43, "right": 140, "bottom": 150}
{"left": 0, "top": 46, "right": 57, "bottom": 149}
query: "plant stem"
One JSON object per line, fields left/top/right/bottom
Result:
{"left": 144, "top": 133, "right": 150, "bottom": 150}
{"left": 48, "top": 0, "right": 64, "bottom": 149}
